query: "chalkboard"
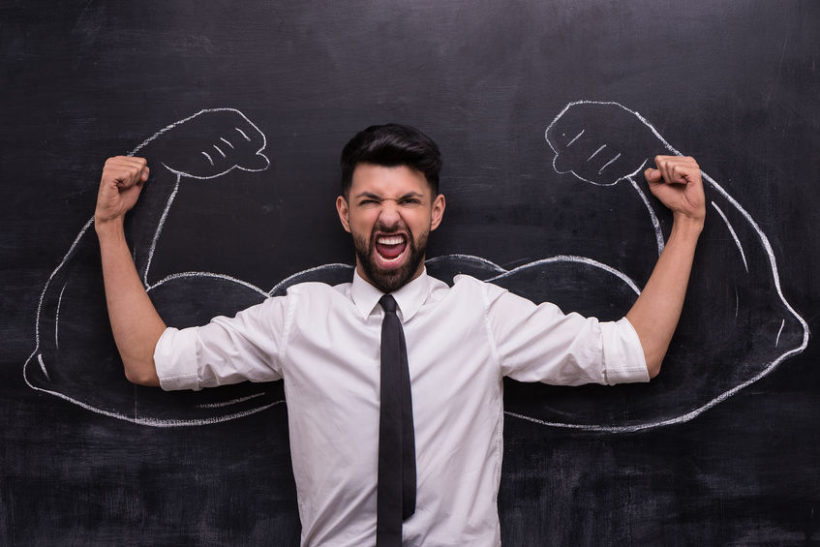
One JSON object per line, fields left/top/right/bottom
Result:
{"left": 2, "top": 1, "right": 818, "bottom": 544}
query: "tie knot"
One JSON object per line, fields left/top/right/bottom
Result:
{"left": 379, "top": 294, "right": 398, "bottom": 314}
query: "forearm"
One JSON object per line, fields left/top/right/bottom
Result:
{"left": 626, "top": 216, "right": 702, "bottom": 377}
{"left": 96, "top": 219, "right": 166, "bottom": 386}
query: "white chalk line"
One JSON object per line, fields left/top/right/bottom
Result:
{"left": 141, "top": 176, "right": 181, "bottom": 287}
{"left": 55, "top": 282, "right": 67, "bottom": 350}
{"left": 23, "top": 356, "right": 284, "bottom": 427}
{"left": 735, "top": 288, "right": 740, "bottom": 319}
{"left": 599, "top": 152, "right": 622, "bottom": 174}
{"left": 710, "top": 201, "right": 749, "bottom": 273}
{"left": 37, "top": 354, "right": 50, "bottom": 381}
{"left": 426, "top": 253, "right": 508, "bottom": 274}
{"left": 587, "top": 144, "right": 607, "bottom": 161}
{"left": 567, "top": 129, "right": 584, "bottom": 147}
{"left": 150, "top": 271, "right": 269, "bottom": 297}
{"left": 30, "top": 215, "right": 95, "bottom": 351}
{"left": 25, "top": 215, "right": 97, "bottom": 387}
{"left": 197, "top": 393, "right": 267, "bottom": 408}
{"left": 626, "top": 173, "right": 665, "bottom": 256}
{"left": 267, "top": 263, "right": 354, "bottom": 296}
{"left": 485, "top": 254, "right": 642, "bottom": 296}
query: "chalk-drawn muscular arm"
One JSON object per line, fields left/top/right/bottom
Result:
{"left": 94, "top": 110, "right": 273, "bottom": 386}
{"left": 31, "top": 109, "right": 272, "bottom": 388}
{"left": 544, "top": 102, "right": 808, "bottom": 368}
{"left": 25, "top": 109, "right": 282, "bottom": 426}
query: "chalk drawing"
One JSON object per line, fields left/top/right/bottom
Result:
{"left": 537, "top": 100, "right": 809, "bottom": 431}
{"left": 24, "top": 102, "right": 809, "bottom": 432}
{"left": 710, "top": 201, "right": 749, "bottom": 272}
{"left": 24, "top": 109, "right": 280, "bottom": 427}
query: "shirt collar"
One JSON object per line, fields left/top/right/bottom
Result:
{"left": 351, "top": 268, "right": 432, "bottom": 323}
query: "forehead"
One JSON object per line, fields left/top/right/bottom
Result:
{"left": 350, "top": 163, "right": 432, "bottom": 197}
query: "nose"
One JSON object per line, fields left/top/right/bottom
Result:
{"left": 378, "top": 202, "right": 402, "bottom": 229}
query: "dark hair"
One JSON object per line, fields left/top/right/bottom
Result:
{"left": 340, "top": 123, "right": 442, "bottom": 197}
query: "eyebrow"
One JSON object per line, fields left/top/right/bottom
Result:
{"left": 353, "top": 191, "right": 425, "bottom": 201}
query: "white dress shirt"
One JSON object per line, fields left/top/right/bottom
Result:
{"left": 155, "top": 270, "right": 648, "bottom": 546}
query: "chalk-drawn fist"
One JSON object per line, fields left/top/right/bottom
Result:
{"left": 144, "top": 108, "right": 270, "bottom": 180}
{"left": 545, "top": 101, "right": 668, "bottom": 186}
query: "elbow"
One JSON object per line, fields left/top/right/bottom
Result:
{"left": 645, "top": 354, "right": 663, "bottom": 380}
{"left": 123, "top": 359, "right": 160, "bottom": 387}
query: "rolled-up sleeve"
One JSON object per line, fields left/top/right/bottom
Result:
{"left": 484, "top": 283, "right": 648, "bottom": 386}
{"left": 600, "top": 317, "right": 649, "bottom": 384}
{"left": 154, "top": 295, "right": 292, "bottom": 391}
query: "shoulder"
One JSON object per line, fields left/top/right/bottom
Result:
{"left": 439, "top": 274, "right": 511, "bottom": 311}
{"left": 281, "top": 280, "right": 354, "bottom": 312}
{"left": 284, "top": 280, "right": 352, "bottom": 301}
{"left": 285, "top": 280, "right": 350, "bottom": 293}
{"left": 451, "top": 274, "right": 508, "bottom": 297}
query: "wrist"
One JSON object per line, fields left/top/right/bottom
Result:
{"left": 94, "top": 215, "right": 126, "bottom": 239}
{"left": 670, "top": 213, "right": 704, "bottom": 240}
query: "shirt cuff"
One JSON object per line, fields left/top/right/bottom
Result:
{"left": 600, "top": 317, "right": 650, "bottom": 385}
{"left": 154, "top": 327, "right": 202, "bottom": 391}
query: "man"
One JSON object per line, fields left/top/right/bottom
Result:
{"left": 94, "top": 123, "right": 705, "bottom": 546}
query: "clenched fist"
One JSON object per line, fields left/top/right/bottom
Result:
{"left": 644, "top": 155, "right": 706, "bottom": 224}
{"left": 94, "top": 156, "right": 150, "bottom": 226}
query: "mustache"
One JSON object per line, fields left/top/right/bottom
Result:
{"left": 373, "top": 221, "right": 408, "bottom": 233}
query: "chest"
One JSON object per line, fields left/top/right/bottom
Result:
{"left": 281, "top": 298, "right": 501, "bottom": 429}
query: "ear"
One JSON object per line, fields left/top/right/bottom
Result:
{"left": 430, "top": 193, "right": 446, "bottom": 231}
{"left": 336, "top": 195, "right": 351, "bottom": 233}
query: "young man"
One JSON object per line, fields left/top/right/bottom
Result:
{"left": 95, "top": 123, "right": 705, "bottom": 546}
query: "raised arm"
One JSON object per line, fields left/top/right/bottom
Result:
{"left": 625, "top": 156, "right": 705, "bottom": 378}
{"left": 94, "top": 156, "right": 164, "bottom": 386}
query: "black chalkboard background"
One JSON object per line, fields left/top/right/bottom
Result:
{"left": 2, "top": 1, "right": 818, "bottom": 545}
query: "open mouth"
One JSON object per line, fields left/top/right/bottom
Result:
{"left": 374, "top": 233, "right": 408, "bottom": 267}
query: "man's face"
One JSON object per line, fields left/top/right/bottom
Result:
{"left": 336, "top": 163, "right": 445, "bottom": 293}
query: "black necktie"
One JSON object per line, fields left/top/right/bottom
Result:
{"left": 376, "top": 294, "right": 416, "bottom": 547}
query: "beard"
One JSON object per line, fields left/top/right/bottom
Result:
{"left": 353, "top": 227, "right": 429, "bottom": 293}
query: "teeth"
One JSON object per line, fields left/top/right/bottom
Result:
{"left": 377, "top": 235, "right": 404, "bottom": 245}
